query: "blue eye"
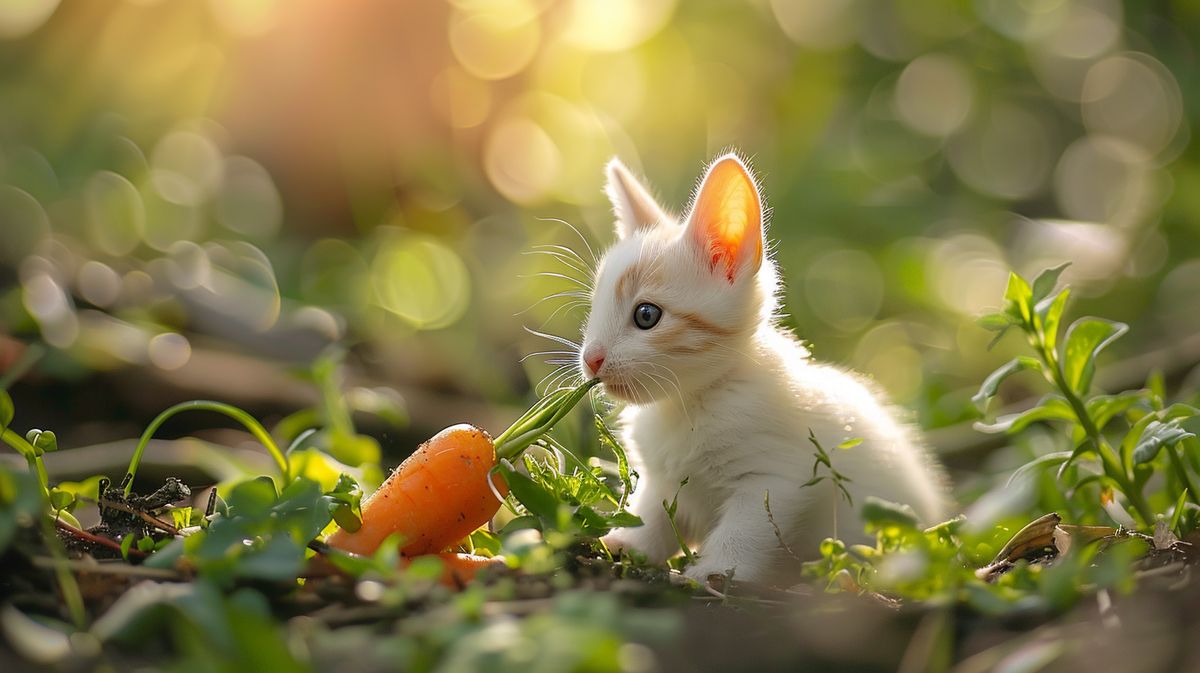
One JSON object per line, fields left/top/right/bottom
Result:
{"left": 633, "top": 302, "right": 662, "bottom": 329}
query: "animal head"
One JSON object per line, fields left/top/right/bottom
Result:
{"left": 580, "top": 152, "right": 779, "bottom": 404}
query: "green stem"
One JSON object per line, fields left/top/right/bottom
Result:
{"left": 4, "top": 423, "right": 87, "bottom": 626}
{"left": 1043, "top": 351, "right": 1154, "bottom": 524}
{"left": 2, "top": 428, "right": 49, "bottom": 496}
{"left": 1166, "top": 446, "right": 1200, "bottom": 509}
{"left": 39, "top": 514, "right": 87, "bottom": 628}
{"left": 124, "top": 400, "right": 290, "bottom": 495}
{"left": 494, "top": 379, "right": 599, "bottom": 462}
{"left": 665, "top": 505, "right": 694, "bottom": 564}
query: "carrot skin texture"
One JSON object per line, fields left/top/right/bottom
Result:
{"left": 406, "top": 552, "right": 507, "bottom": 588}
{"left": 326, "top": 424, "right": 508, "bottom": 556}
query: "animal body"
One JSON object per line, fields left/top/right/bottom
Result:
{"left": 577, "top": 152, "right": 949, "bottom": 585}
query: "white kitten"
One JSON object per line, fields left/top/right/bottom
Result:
{"left": 579, "top": 152, "right": 950, "bottom": 585}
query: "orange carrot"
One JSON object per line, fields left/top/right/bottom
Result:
{"left": 326, "top": 424, "right": 506, "bottom": 556}
{"left": 405, "top": 552, "right": 507, "bottom": 587}
{"left": 326, "top": 379, "right": 599, "bottom": 560}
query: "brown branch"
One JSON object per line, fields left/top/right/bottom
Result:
{"left": 96, "top": 498, "right": 181, "bottom": 536}
{"left": 54, "top": 518, "right": 146, "bottom": 557}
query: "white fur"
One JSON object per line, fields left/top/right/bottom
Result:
{"left": 580, "top": 153, "right": 950, "bottom": 586}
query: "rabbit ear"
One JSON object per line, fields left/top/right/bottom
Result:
{"left": 605, "top": 158, "right": 669, "bottom": 239}
{"left": 684, "top": 153, "right": 763, "bottom": 283}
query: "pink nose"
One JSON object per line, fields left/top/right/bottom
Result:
{"left": 583, "top": 347, "right": 606, "bottom": 376}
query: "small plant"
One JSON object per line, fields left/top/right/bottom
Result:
{"left": 662, "top": 477, "right": 696, "bottom": 568}
{"left": 974, "top": 265, "right": 1200, "bottom": 532}
{"left": 801, "top": 430, "right": 857, "bottom": 539}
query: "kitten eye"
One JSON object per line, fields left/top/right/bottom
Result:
{"left": 633, "top": 302, "right": 662, "bottom": 330}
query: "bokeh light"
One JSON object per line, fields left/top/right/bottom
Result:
{"left": 559, "top": 0, "right": 675, "bottom": 52}
{"left": 85, "top": 171, "right": 145, "bottom": 256}
{"left": 895, "top": 54, "right": 973, "bottom": 138}
{"left": 771, "top": 0, "right": 859, "bottom": 51}
{"left": 151, "top": 128, "right": 225, "bottom": 207}
{"left": 449, "top": 0, "right": 541, "bottom": 80}
{"left": 0, "top": 0, "right": 59, "bottom": 38}
{"left": 0, "top": 186, "right": 50, "bottom": 264}
{"left": 371, "top": 231, "right": 470, "bottom": 330}
{"left": 0, "top": 0, "right": 1196, "bottom": 442}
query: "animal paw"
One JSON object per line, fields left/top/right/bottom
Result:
{"left": 681, "top": 562, "right": 731, "bottom": 586}
{"left": 682, "top": 557, "right": 763, "bottom": 586}
{"left": 600, "top": 527, "right": 642, "bottom": 557}
{"left": 600, "top": 526, "right": 673, "bottom": 564}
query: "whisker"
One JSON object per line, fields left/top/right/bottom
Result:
{"left": 537, "top": 217, "right": 598, "bottom": 266}
{"left": 532, "top": 361, "right": 569, "bottom": 389}
{"left": 541, "top": 300, "right": 589, "bottom": 327}
{"left": 543, "top": 366, "right": 582, "bottom": 395}
{"left": 534, "top": 363, "right": 575, "bottom": 395}
{"left": 645, "top": 367, "right": 692, "bottom": 427}
{"left": 520, "top": 271, "right": 593, "bottom": 290}
{"left": 533, "top": 244, "right": 595, "bottom": 273}
{"left": 514, "top": 289, "right": 592, "bottom": 317}
{"left": 523, "top": 249, "right": 594, "bottom": 280}
{"left": 519, "top": 349, "right": 576, "bottom": 363}
{"left": 523, "top": 326, "right": 581, "bottom": 351}
{"left": 633, "top": 376, "right": 656, "bottom": 407}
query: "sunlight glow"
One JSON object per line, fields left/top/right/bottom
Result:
{"left": 559, "top": 0, "right": 675, "bottom": 52}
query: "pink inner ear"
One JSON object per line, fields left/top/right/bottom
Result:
{"left": 689, "top": 157, "right": 763, "bottom": 283}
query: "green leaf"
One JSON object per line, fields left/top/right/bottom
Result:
{"left": 595, "top": 416, "right": 635, "bottom": 506}
{"left": 48, "top": 488, "right": 75, "bottom": 512}
{"left": 836, "top": 438, "right": 863, "bottom": 450}
{"left": 0, "top": 391, "right": 12, "bottom": 432}
{"left": 1062, "top": 318, "right": 1127, "bottom": 396}
{"left": 1087, "top": 390, "right": 1151, "bottom": 430}
{"left": 24, "top": 429, "right": 57, "bottom": 455}
{"left": 1131, "top": 420, "right": 1195, "bottom": 465}
{"left": 1170, "top": 489, "right": 1189, "bottom": 535}
{"left": 1033, "top": 288, "right": 1070, "bottom": 354}
{"left": 605, "top": 510, "right": 643, "bottom": 528}
{"left": 52, "top": 476, "right": 103, "bottom": 503}
{"left": 120, "top": 534, "right": 135, "bottom": 560}
{"left": 973, "top": 396, "right": 1074, "bottom": 434}
{"left": 1031, "top": 263, "right": 1070, "bottom": 305}
{"left": 330, "top": 504, "right": 361, "bottom": 532}
{"left": 1119, "top": 413, "right": 1160, "bottom": 470}
{"left": 1160, "top": 403, "right": 1200, "bottom": 421}
{"left": 169, "top": 507, "right": 193, "bottom": 529}
{"left": 1004, "top": 272, "right": 1033, "bottom": 324}
{"left": 324, "top": 473, "right": 364, "bottom": 532}
{"left": 325, "top": 431, "right": 381, "bottom": 469}
{"left": 497, "top": 514, "right": 540, "bottom": 535}
{"left": 225, "top": 478, "right": 278, "bottom": 517}
{"left": 972, "top": 356, "right": 1041, "bottom": 412}
{"left": 498, "top": 462, "right": 560, "bottom": 523}
{"left": 1005, "top": 451, "right": 1073, "bottom": 488}
{"left": 1147, "top": 369, "right": 1166, "bottom": 409}
{"left": 662, "top": 478, "right": 693, "bottom": 562}
{"left": 860, "top": 496, "right": 919, "bottom": 530}
{"left": 977, "top": 312, "right": 1014, "bottom": 332}
{"left": 230, "top": 536, "right": 306, "bottom": 581}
